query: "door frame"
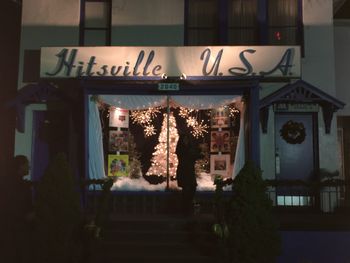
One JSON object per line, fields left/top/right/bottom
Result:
{"left": 274, "top": 111, "right": 319, "bottom": 180}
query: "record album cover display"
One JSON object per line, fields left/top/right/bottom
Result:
{"left": 211, "top": 107, "right": 230, "bottom": 128}
{"left": 108, "top": 154, "right": 129, "bottom": 177}
{"left": 109, "top": 130, "right": 129, "bottom": 152}
{"left": 109, "top": 108, "right": 129, "bottom": 128}
{"left": 210, "top": 154, "right": 230, "bottom": 178}
{"left": 210, "top": 130, "right": 230, "bottom": 152}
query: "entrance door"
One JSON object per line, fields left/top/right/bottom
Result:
{"left": 275, "top": 113, "right": 317, "bottom": 199}
{"left": 32, "top": 110, "right": 69, "bottom": 181}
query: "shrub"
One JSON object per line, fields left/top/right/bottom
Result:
{"left": 214, "top": 161, "right": 281, "bottom": 263}
{"left": 35, "top": 153, "right": 81, "bottom": 263}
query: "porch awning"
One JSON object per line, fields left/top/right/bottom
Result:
{"left": 260, "top": 80, "right": 345, "bottom": 134}
{"left": 5, "top": 82, "right": 62, "bottom": 133}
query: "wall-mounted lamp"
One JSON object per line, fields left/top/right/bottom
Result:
{"left": 161, "top": 73, "right": 168, "bottom": 80}
{"left": 180, "top": 73, "right": 187, "bottom": 80}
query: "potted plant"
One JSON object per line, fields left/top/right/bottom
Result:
{"left": 35, "top": 153, "right": 82, "bottom": 263}
{"left": 318, "top": 168, "right": 341, "bottom": 212}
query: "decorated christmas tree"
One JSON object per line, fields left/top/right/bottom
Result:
{"left": 146, "top": 112, "right": 179, "bottom": 178}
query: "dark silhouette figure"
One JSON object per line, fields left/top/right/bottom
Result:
{"left": 176, "top": 133, "right": 201, "bottom": 215}
{"left": 3, "top": 155, "right": 34, "bottom": 263}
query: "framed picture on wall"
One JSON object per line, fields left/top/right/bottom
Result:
{"left": 109, "top": 130, "right": 129, "bottom": 152}
{"left": 109, "top": 108, "right": 129, "bottom": 128}
{"left": 210, "top": 130, "right": 230, "bottom": 152}
{"left": 108, "top": 154, "right": 129, "bottom": 177}
{"left": 210, "top": 154, "right": 231, "bottom": 178}
{"left": 211, "top": 107, "right": 230, "bottom": 128}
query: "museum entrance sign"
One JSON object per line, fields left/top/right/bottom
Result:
{"left": 40, "top": 46, "right": 300, "bottom": 79}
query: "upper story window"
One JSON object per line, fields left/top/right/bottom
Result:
{"left": 268, "top": 0, "right": 301, "bottom": 45}
{"left": 228, "top": 0, "right": 258, "bottom": 45}
{"left": 185, "top": 0, "right": 302, "bottom": 47}
{"left": 80, "top": 0, "right": 111, "bottom": 46}
{"left": 186, "top": 0, "right": 220, "bottom": 45}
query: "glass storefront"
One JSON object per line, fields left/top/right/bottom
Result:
{"left": 88, "top": 94, "right": 245, "bottom": 191}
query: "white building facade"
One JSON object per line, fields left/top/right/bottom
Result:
{"left": 12, "top": 0, "right": 347, "bottom": 208}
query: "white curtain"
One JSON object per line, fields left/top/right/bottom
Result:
{"left": 232, "top": 101, "right": 245, "bottom": 178}
{"left": 88, "top": 96, "right": 106, "bottom": 180}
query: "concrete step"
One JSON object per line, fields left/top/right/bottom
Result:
{"left": 102, "top": 229, "right": 190, "bottom": 243}
{"left": 90, "top": 253, "right": 217, "bottom": 263}
{"left": 94, "top": 240, "right": 201, "bottom": 257}
{"left": 104, "top": 219, "right": 187, "bottom": 232}
{"left": 88, "top": 214, "right": 217, "bottom": 263}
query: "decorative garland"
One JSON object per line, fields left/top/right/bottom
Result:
{"left": 280, "top": 120, "right": 306, "bottom": 144}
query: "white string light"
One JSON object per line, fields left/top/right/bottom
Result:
{"left": 228, "top": 105, "right": 240, "bottom": 118}
{"left": 130, "top": 107, "right": 161, "bottom": 137}
{"left": 179, "top": 107, "right": 209, "bottom": 138}
{"left": 146, "top": 113, "right": 179, "bottom": 177}
{"left": 131, "top": 105, "right": 211, "bottom": 139}
{"left": 144, "top": 125, "right": 156, "bottom": 137}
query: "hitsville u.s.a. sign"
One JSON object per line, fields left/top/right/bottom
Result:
{"left": 40, "top": 46, "right": 300, "bottom": 78}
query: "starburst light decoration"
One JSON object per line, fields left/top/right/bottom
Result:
{"left": 228, "top": 105, "right": 240, "bottom": 118}
{"left": 190, "top": 120, "right": 209, "bottom": 138}
{"left": 186, "top": 116, "right": 197, "bottom": 127}
{"left": 179, "top": 107, "right": 195, "bottom": 118}
{"left": 179, "top": 107, "right": 209, "bottom": 138}
{"left": 130, "top": 107, "right": 161, "bottom": 137}
{"left": 144, "top": 125, "right": 156, "bottom": 137}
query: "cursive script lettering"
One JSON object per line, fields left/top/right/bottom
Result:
{"left": 228, "top": 49, "right": 255, "bottom": 76}
{"left": 260, "top": 48, "right": 294, "bottom": 76}
{"left": 45, "top": 49, "right": 162, "bottom": 77}
{"left": 200, "top": 48, "right": 223, "bottom": 76}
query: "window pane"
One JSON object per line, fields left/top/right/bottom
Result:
{"left": 187, "top": 28, "right": 218, "bottom": 45}
{"left": 268, "top": 0, "right": 298, "bottom": 27}
{"left": 228, "top": 0, "right": 258, "bottom": 45}
{"left": 268, "top": 27, "right": 297, "bottom": 45}
{"left": 228, "top": 28, "right": 258, "bottom": 45}
{"left": 187, "top": 0, "right": 219, "bottom": 45}
{"left": 268, "top": 0, "right": 299, "bottom": 45}
{"left": 229, "top": 0, "right": 257, "bottom": 27}
{"left": 85, "top": 2, "right": 109, "bottom": 28}
{"left": 84, "top": 29, "right": 107, "bottom": 46}
{"left": 188, "top": 0, "right": 218, "bottom": 27}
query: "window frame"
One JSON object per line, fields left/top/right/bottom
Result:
{"left": 184, "top": 0, "right": 303, "bottom": 50}
{"left": 79, "top": 0, "right": 112, "bottom": 46}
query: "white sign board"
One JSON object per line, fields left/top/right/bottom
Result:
{"left": 40, "top": 46, "right": 300, "bottom": 78}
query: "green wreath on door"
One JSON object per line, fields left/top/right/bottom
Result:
{"left": 279, "top": 120, "right": 306, "bottom": 144}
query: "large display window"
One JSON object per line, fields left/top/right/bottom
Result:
{"left": 88, "top": 94, "right": 245, "bottom": 191}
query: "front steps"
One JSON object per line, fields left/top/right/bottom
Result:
{"left": 85, "top": 190, "right": 218, "bottom": 215}
{"left": 89, "top": 214, "right": 218, "bottom": 263}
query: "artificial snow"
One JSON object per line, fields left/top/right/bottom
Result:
{"left": 110, "top": 173, "right": 232, "bottom": 192}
